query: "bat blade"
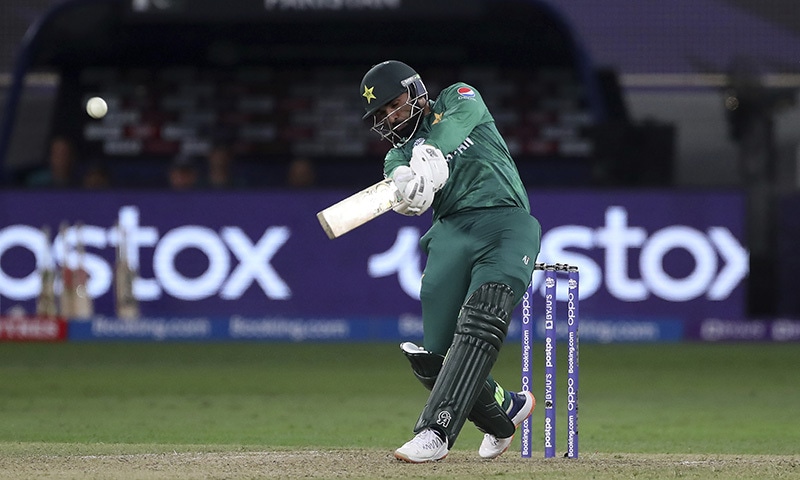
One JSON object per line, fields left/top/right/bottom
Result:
{"left": 317, "top": 178, "right": 402, "bottom": 239}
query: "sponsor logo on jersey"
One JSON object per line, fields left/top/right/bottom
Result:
{"left": 457, "top": 86, "right": 475, "bottom": 99}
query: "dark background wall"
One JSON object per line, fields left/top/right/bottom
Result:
{"left": 2, "top": 0, "right": 799, "bottom": 187}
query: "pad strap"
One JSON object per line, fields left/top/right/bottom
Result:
{"left": 468, "top": 385, "right": 515, "bottom": 438}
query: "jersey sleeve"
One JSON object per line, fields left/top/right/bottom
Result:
{"left": 383, "top": 146, "right": 410, "bottom": 178}
{"left": 424, "top": 83, "right": 493, "bottom": 154}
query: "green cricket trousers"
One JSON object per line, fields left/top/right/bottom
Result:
{"left": 418, "top": 206, "right": 541, "bottom": 355}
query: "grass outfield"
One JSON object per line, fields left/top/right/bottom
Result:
{"left": 0, "top": 342, "right": 798, "bottom": 479}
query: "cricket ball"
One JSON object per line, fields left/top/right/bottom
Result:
{"left": 86, "top": 96, "right": 108, "bottom": 119}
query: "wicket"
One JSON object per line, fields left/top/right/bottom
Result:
{"left": 520, "top": 263, "right": 579, "bottom": 459}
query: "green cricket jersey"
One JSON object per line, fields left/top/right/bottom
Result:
{"left": 383, "top": 82, "right": 529, "bottom": 221}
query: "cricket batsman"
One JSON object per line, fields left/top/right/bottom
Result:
{"left": 359, "top": 60, "right": 542, "bottom": 462}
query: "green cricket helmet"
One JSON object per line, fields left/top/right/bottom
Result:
{"left": 359, "top": 60, "right": 428, "bottom": 147}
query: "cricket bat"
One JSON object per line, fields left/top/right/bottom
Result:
{"left": 58, "top": 222, "right": 75, "bottom": 318}
{"left": 35, "top": 226, "right": 58, "bottom": 318}
{"left": 72, "top": 222, "right": 94, "bottom": 319}
{"left": 114, "top": 223, "right": 140, "bottom": 320}
{"left": 317, "top": 178, "right": 402, "bottom": 239}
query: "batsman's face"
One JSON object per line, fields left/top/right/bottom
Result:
{"left": 377, "top": 93, "right": 414, "bottom": 135}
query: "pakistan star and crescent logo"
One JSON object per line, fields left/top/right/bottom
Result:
{"left": 362, "top": 85, "right": 376, "bottom": 103}
{"left": 433, "top": 112, "right": 444, "bottom": 125}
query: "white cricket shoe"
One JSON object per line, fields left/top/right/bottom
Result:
{"left": 394, "top": 428, "right": 449, "bottom": 463}
{"left": 478, "top": 390, "right": 536, "bottom": 459}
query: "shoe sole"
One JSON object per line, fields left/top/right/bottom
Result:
{"left": 394, "top": 451, "right": 448, "bottom": 463}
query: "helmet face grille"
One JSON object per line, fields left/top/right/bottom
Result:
{"left": 360, "top": 61, "right": 428, "bottom": 147}
{"left": 368, "top": 77, "right": 427, "bottom": 147}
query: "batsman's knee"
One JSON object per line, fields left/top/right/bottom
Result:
{"left": 457, "top": 282, "right": 516, "bottom": 350}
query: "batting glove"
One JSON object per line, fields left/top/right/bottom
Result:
{"left": 392, "top": 167, "right": 435, "bottom": 216}
{"left": 410, "top": 144, "right": 449, "bottom": 191}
